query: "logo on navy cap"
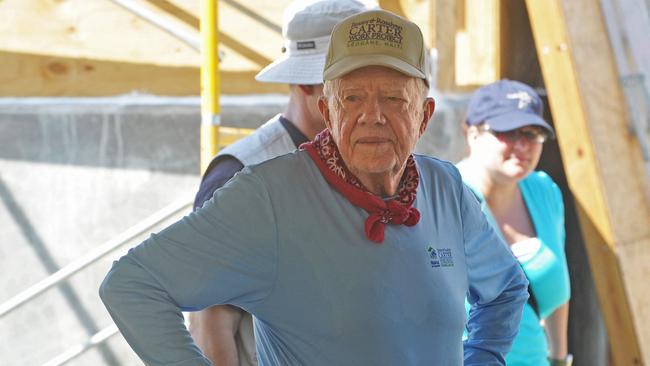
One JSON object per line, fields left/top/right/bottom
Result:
{"left": 506, "top": 91, "right": 533, "bottom": 109}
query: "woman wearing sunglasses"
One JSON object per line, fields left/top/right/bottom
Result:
{"left": 458, "top": 80, "right": 572, "bottom": 366}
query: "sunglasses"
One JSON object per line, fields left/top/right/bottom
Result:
{"left": 478, "top": 124, "right": 550, "bottom": 144}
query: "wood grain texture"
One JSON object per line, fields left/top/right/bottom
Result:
{"left": 618, "top": 237, "right": 650, "bottom": 364}
{"left": 455, "top": 0, "right": 500, "bottom": 86}
{"left": 433, "top": 0, "right": 456, "bottom": 91}
{"left": 526, "top": 0, "right": 650, "bottom": 364}
{"left": 0, "top": 0, "right": 288, "bottom": 95}
{"left": 559, "top": 0, "right": 650, "bottom": 244}
{"left": 0, "top": 51, "right": 287, "bottom": 96}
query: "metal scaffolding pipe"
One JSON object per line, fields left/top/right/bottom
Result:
{"left": 108, "top": 0, "right": 200, "bottom": 51}
{"left": 200, "top": 0, "right": 221, "bottom": 173}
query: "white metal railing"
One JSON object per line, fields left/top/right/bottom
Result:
{"left": 4, "top": 2, "right": 202, "bottom": 365}
{"left": 0, "top": 194, "right": 193, "bottom": 317}
{"left": 42, "top": 325, "right": 119, "bottom": 366}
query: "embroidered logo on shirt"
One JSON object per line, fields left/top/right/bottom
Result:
{"left": 427, "top": 246, "right": 454, "bottom": 268}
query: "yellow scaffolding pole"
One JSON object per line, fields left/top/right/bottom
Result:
{"left": 200, "top": 0, "right": 220, "bottom": 174}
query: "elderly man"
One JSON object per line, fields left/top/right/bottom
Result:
{"left": 190, "top": 2, "right": 376, "bottom": 365}
{"left": 100, "top": 9, "right": 528, "bottom": 366}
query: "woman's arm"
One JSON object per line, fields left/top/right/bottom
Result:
{"left": 545, "top": 301, "right": 570, "bottom": 359}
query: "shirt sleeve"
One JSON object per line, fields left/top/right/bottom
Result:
{"left": 460, "top": 183, "right": 530, "bottom": 366}
{"left": 194, "top": 155, "right": 245, "bottom": 210}
{"left": 99, "top": 168, "right": 278, "bottom": 366}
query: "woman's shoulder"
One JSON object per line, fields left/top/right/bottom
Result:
{"left": 523, "top": 171, "right": 561, "bottom": 195}
{"left": 521, "top": 170, "right": 564, "bottom": 212}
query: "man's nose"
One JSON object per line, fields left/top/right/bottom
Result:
{"left": 358, "top": 98, "right": 386, "bottom": 125}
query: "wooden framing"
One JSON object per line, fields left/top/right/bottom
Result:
{"left": 526, "top": 0, "right": 650, "bottom": 364}
{"left": 432, "top": 0, "right": 501, "bottom": 91}
{"left": 0, "top": 50, "right": 286, "bottom": 96}
{"left": 454, "top": 0, "right": 500, "bottom": 86}
{"left": 0, "top": 0, "right": 287, "bottom": 96}
{"left": 1, "top": 0, "right": 649, "bottom": 362}
{"left": 0, "top": 51, "right": 200, "bottom": 96}
{"left": 431, "top": 0, "right": 457, "bottom": 91}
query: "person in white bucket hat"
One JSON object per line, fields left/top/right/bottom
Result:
{"left": 256, "top": 0, "right": 378, "bottom": 85}
{"left": 189, "top": 1, "right": 376, "bottom": 365}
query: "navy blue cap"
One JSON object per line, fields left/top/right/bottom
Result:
{"left": 465, "top": 79, "right": 555, "bottom": 136}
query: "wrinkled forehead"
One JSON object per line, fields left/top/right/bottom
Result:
{"left": 341, "top": 65, "right": 414, "bottom": 80}
{"left": 335, "top": 66, "right": 419, "bottom": 90}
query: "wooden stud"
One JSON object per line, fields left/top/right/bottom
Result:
{"left": 526, "top": 0, "right": 650, "bottom": 364}
{"left": 455, "top": 0, "right": 500, "bottom": 86}
{"left": 433, "top": 0, "right": 457, "bottom": 91}
{"left": 0, "top": 0, "right": 287, "bottom": 96}
{"left": 0, "top": 51, "right": 287, "bottom": 96}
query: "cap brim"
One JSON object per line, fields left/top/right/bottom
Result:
{"left": 255, "top": 52, "right": 326, "bottom": 85}
{"left": 323, "top": 54, "right": 426, "bottom": 81}
{"left": 486, "top": 111, "right": 555, "bottom": 137}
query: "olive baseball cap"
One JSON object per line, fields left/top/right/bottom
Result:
{"left": 323, "top": 9, "right": 428, "bottom": 83}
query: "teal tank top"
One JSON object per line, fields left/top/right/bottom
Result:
{"left": 459, "top": 168, "right": 571, "bottom": 366}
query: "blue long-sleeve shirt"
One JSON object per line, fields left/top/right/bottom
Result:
{"left": 100, "top": 152, "right": 528, "bottom": 365}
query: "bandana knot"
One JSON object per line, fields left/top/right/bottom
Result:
{"left": 379, "top": 210, "right": 392, "bottom": 224}
{"left": 364, "top": 202, "right": 421, "bottom": 243}
{"left": 301, "top": 130, "right": 421, "bottom": 244}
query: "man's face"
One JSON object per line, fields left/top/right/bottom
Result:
{"left": 319, "top": 66, "right": 434, "bottom": 179}
{"left": 306, "top": 84, "right": 325, "bottom": 127}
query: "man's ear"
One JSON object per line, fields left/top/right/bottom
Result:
{"left": 318, "top": 97, "right": 332, "bottom": 130}
{"left": 418, "top": 97, "right": 435, "bottom": 136}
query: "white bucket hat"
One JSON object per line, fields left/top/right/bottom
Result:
{"left": 255, "top": 0, "right": 378, "bottom": 85}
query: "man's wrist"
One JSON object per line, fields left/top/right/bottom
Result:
{"left": 548, "top": 354, "right": 573, "bottom": 366}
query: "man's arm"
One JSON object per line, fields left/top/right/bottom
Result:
{"left": 191, "top": 155, "right": 250, "bottom": 366}
{"left": 189, "top": 305, "right": 245, "bottom": 366}
{"left": 460, "top": 183, "right": 529, "bottom": 365}
{"left": 194, "top": 155, "right": 244, "bottom": 210}
{"left": 100, "top": 169, "right": 277, "bottom": 366}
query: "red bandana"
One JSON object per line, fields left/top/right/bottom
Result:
{"left": 300, "top": 129, "right": 420, "bottom": 243}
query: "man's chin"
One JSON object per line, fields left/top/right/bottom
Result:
{"left": 350, "top": 160, "right": 399, "bottom": 178}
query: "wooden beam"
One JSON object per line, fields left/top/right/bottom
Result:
{"left": 454, "top": 0, "right": 500, "bottom": 87}
{"left": 432, "top": 0, "right": 457, "bottom": 91}
{"left": 0, "top": 51, "right": 286, "bottom": 96}
{"left": 378, "top": 0, "right": 407, "bottom": 17}
{"left": 0, "top": 0, "right": 288, "bottom": 96}
{"left": 433, "top": 0, "right": 501, "bottom": 91}
{"left": 526, "top": 0, "right": 650, "bottom": 364}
